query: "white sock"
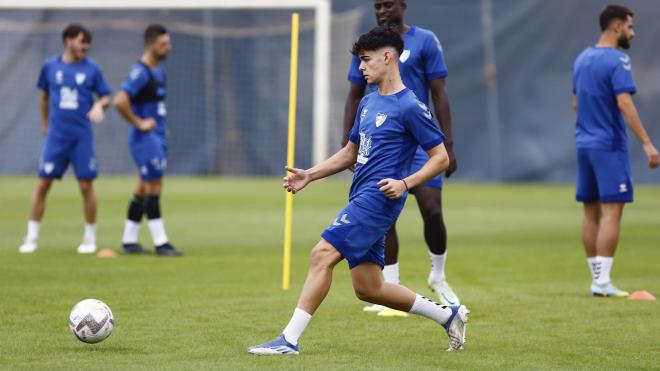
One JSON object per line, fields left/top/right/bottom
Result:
{"left": 83, "top": 223, "right": 96, "bottom": 244}
{"left": 408, "top": 293, "right": 452, "bottom": 325}
{"left": 429, "top": 251, "right": 447, "bottom": 282}
{"left": 587, "top": 257, "right": 598, "bottom": 283}
{"left": 26, "top": 220, "right": 40, "bottom": 243}
{"left": 122, "top": 220, "right": 141, "bottom": 244}
{"left": 281, "top": 308, "right": 312, "bottom": 346}
{"left": 595, "top": 256, "right": 613, "bottom": 285}
{"left": 147, "top": 218, "right": 169, "bottom": 246}
{"left": 382, "top": 263, "right": 400, "bottom": 284}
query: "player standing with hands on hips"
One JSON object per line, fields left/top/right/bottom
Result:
{"left": 248, "top": 26, "right": 469, "bottom": 355}
{"left": 114, "top": 24, "right": 182, "bottom": 256}
{"left": 19, "top": 24, "right": 111, "bottom": 254}
{"left": 572, "top": 5, "right": 659, "bottom": 297}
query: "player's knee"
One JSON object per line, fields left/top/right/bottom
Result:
{"left": 308, "top": 243, "right": 336, "bottom": 270}
{"left": 35, "top": 180, "right": 53, "bottom": 196}
{"left": 79, "top": 182, "right": 94, "bottom": 198}
{"left": 353, "top": 285, "right": 378, "bottom": 302}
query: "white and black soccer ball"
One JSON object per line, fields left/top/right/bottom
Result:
{"left": 69, "top": 299, "right": 114, "bottom": 344}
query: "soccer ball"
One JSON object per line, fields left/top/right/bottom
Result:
{"left": 68, "top": 299, "right": 114, "bottom": 344}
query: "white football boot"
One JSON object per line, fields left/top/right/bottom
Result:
{"left": 19, "top": 240, "right": 38, "bottom": 253}
{"left": 428, "top": 276, "right": 460, "bottom": 306}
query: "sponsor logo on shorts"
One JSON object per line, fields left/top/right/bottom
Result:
{"left": 619, "top": 183, "right": 628, "bottom": 193}
{"left": 44, "top": 162, "right": 54, "bottom": 174}
{"left": 332, "top": 213, "right": 351, "bottom": 226}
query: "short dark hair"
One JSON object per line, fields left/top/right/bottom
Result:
{"left": 351, "top": 26, "right": 404, "bottom": 56}
{"left": 62, "top": 24, "right": 92, "bottom": 44}
{"left": 599, "top": 5, "right": 634, "bottom": 31}
{"left": 144, "top": 24, "right": 168, "bottom": 44}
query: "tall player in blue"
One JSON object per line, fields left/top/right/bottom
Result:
{"left": 573, "top": 5, "right": 659, "bottom": 297}
{"left": 113, "top": 24, "right": 182, "bottom": 256}
{"left": 344, "top": 0, "right": 459, "bottom": 314}
{"left": 248, "top": 27, "right": 469, "bottom": 355}
{"left": 19, "top": 24, "right": 111, "bottom": 254}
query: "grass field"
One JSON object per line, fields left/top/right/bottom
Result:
{"left": 0, "top": 176, "right": 659, "bottom": 370}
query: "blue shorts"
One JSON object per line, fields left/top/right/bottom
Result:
{"left": 130, "top": 132, "right": 167, "bottom": 180}
{"left": 409, "top": 147, "right": 443, "bottom": 189}
{"left": 321, "top": 200, "right": 398, "bottom": 269}
{"left": 39, "top": 129, "right": 97, "bottom": 180}
{"left": 576, "top": 148, "right": 633, "bottom": 203}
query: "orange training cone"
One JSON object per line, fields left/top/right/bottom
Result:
{"left": 628, "top": 290, "right": 656, "bottom": 301}
{"left": 96, "top": 248, "right": 118, "bottom": 258}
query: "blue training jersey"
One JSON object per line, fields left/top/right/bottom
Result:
{"left": 573, "top": 47, "right": 636, "bottom": 151}
{"left": 120, "top": 62, "right": 168, "bottom": 137}
{"left": 37, "top": 56, "right": 111, "bottom": 135}
{"left": 348, "top": 88, "right": 445, "bottom": 213}
{"left": 347, "top": 25, "right": 447, "bottom": 106}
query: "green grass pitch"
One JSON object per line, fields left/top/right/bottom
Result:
{"left": 0, "top": 176, "right": 658, "bottom": 370}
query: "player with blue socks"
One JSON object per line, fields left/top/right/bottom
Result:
{"left": 572, "top": 5, "right": 659, "bottom": 297}
{"left": 248, "top": 26, "right": 469, "bottom": 356}
{"left": 114, "top": 24, "right": 182, "bottom": 257}
{"left": 19, "top": 24, "right": 111, "bottom": 254}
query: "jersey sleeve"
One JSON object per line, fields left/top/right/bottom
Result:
{"left": 348, "top": 100, "right": 364, "bottom": 145}
{"left": 347, "top": 55, "right": 367, "bottom": 86}
{"left": 121, "top": 64, "right": 149, "bottom": 98}
{"left": 37, "top": 62, "right": 49, "bottom": 91}
{"left": 611, "top": 54, "right": 636, "bottom": 95}
{"left": 94, "top": 68, "right": 112, "bottom": 97}
{"left": 423, "top": 34, "right": 448, "bottom": 81}
{"left": 404, "top": 98, "right": 445, "bottom": 150}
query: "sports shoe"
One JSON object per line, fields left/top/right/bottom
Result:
{"left": 248, "top": 334, "right": 299, "bottom": 355}
{"left": 363, "top": 304, "right": 386, "bottom": 313}
{"left": 122, "top": 243, "right": 149, "bottom": 254}
{"left": 377, "top": 308, "right": 410, "bottom": 317}
{"left": 19, "top": 241, "right": 38, "bottom": 254}
{"left": 156, "top": 243, "right": 183, "bottom": 257}
{"left": 590, "top": 282, "right": 629, "bottom": 297}
{"left": 77, "top": 242, "right": 97, "bottom": 254}
{"left": 428, "top": 276, "right": 460, "bottom": 306}
{"left": 442, "top": 305, "right": 469, "bottom": 351}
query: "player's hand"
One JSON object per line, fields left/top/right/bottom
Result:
{"left": 444, "top": 144, "right": 458, "bottom": 178}
{"left": 283, "top": 166, "right": 311, "bottom": 194}
{"left": 136, "top": 118, "right": 157, "bottom": 132}
{"left": 643, "top": 142, "right": 660, "bottom": 169}
{"left": 377, "top": 178, "right": 407, "bottom": 199}
{"left": 87, "top": 103, "right": 105, "bottom": 124}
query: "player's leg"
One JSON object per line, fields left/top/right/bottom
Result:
{"left": 363, "top": 225, "right": 400, "bottom": 314}
{"left": 122, "top": 177, "right": 147, "bottom": 253}
{"left": 350, "top": 262, "right": 468, "bottom": 351}
{"left": 248, "top": 239, "right": 343, "bottom": 355}
{"left": 591, "top": 202, "right": 627, "bottom": 296}
{"left": 412, "top": 185, "right": 459, "bottom": 306}
{"left": 143, "top": 178, "right": 181, "bottom": 256}
{"left": 19, "top": 135, "right": 69, "bottom": 253}
{"left": 71, "top": 131, "right": 99, "bottom": 254}
{"left": 582, "top": 201, "right": 601, "bottom": 284}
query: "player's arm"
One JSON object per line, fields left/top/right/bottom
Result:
{"left": 88, "top": 95, "right": 111, "bottom": 124}
{"left": 429, "top": 78, "right": 456, "bottom": 177}
{"left": 283, "top": 142, "right": 358, "bottom": 194}
{"left": 617, "top": 93, "right": 660, "bottom": 168}
{"left": 112, "top": 91, "right": 155, "bottom": 132}
{"left": 39, "top": 91, "right": 49, "bottom": 136}
{"left": 342, "top": 84, "right": 366, "bottom": 146}
{"left": 572, "top": 94, "right": 577, "bottom": 114}
{"left": 379, "top": 143, "right": 449, "bottom": 199}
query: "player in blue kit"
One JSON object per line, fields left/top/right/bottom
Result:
{"left": 113, "top": 24, "right": 182, "bottom": 256}
{"left": 248, "top": 27, "right": 468, "bottom": 356}
{"left": 573, "top": 5, "right": 659, "bottom": 297}
{"left": 344, "top": 0, "right": 459, "bottom": 315}
{"left": 19, "top": 24, "right": 111, "bottom": 254}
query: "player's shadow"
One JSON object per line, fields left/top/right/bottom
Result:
{"left": 60, "top": 344, "right": 150, "bottom": 355}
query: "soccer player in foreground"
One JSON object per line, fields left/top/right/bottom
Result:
{"left": 344, "top": 0, "right": 459, "bottom": 316}
{"left": 248, "top": 27, "right": 469, "bottom": 355}
{"left": 113, "top": 24, "right": 182, "bottom": 256}
{"left": 19, "top": 24, "right": 111, "bottom": 254}
{"left": 572, "top": 5, "right": 659, "bottom": 297}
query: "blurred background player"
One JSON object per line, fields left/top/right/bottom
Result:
{"left": 113, "top": 24, "right": 182, "bottom": 256}
{"left": 249, "top": 27, "right": 468, "bottom": 355}
{"left": 572, "top": 5, "right": 659, "bottom": 297}
{"left": 343, "top": 0, "right": 459, "bottom": 315}
{"left": 18, "top": 24, "right": 111, "bottom": 254}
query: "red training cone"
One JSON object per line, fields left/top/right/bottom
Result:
{"left": 628, "top": 290, "right": 656, "bottom": 301}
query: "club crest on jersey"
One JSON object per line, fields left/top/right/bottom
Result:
{"left": 399, "top": 49, "right": 411, "bottom": 63}
{"left": 55, "top": 70, "right": 63, "bottom": 84}
{"left": 375, "top": 113, "right": 388, "bottom": 127}
{"left": 75, "top": 73, "right": 86, "bottom": 85}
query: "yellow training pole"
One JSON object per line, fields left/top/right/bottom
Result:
{"left": 283, "top": 12, "right": 299, "bottom": 290}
